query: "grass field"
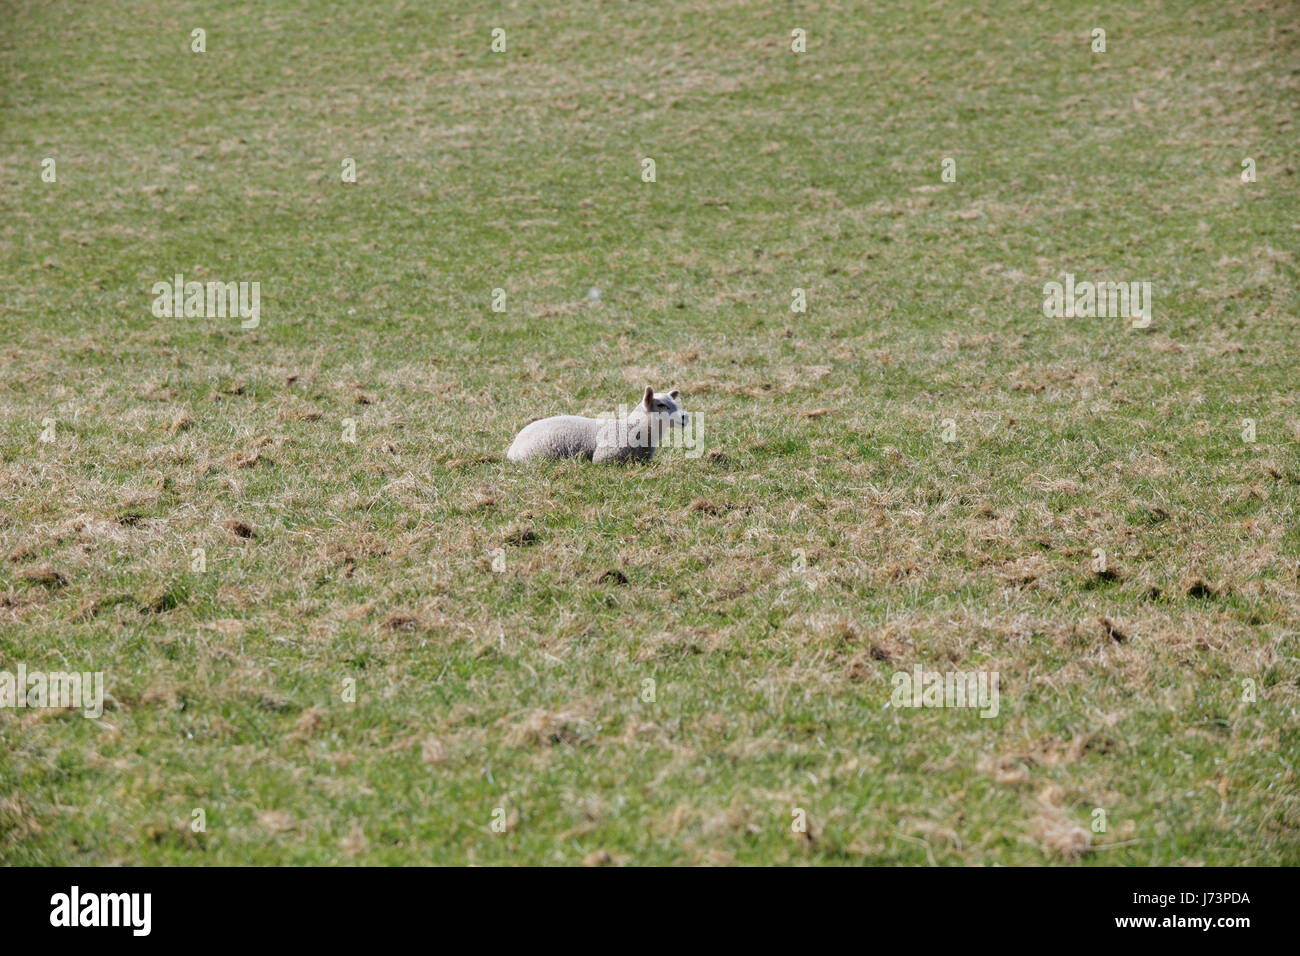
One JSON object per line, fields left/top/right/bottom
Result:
{"left": 1, "top": 0, "right": 1297, "bottom": 865}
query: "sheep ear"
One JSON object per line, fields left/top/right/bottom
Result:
{"left": 642, "top": 386, "right": 654, "bottom": 408}
{"left": 668, "top": 390, "right": 680, "bottom": 400}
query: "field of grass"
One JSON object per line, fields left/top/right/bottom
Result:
{"left": 0, "top": 0, "right": 1297, "bottom": 865}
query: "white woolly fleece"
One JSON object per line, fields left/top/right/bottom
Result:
{"left": 507, "top": 389, "right": 688, "bottom": 464}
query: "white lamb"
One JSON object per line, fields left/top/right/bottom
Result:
{"left": 506, "top": 387, "right": 689, "bottom": 463}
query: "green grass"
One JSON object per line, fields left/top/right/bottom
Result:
{"left": 0, "top": 0, "right": 1297, "bottom": 864}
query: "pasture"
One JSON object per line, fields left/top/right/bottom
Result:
{"left": 0, "top": 0, "right": 1296, "bottom": 864}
